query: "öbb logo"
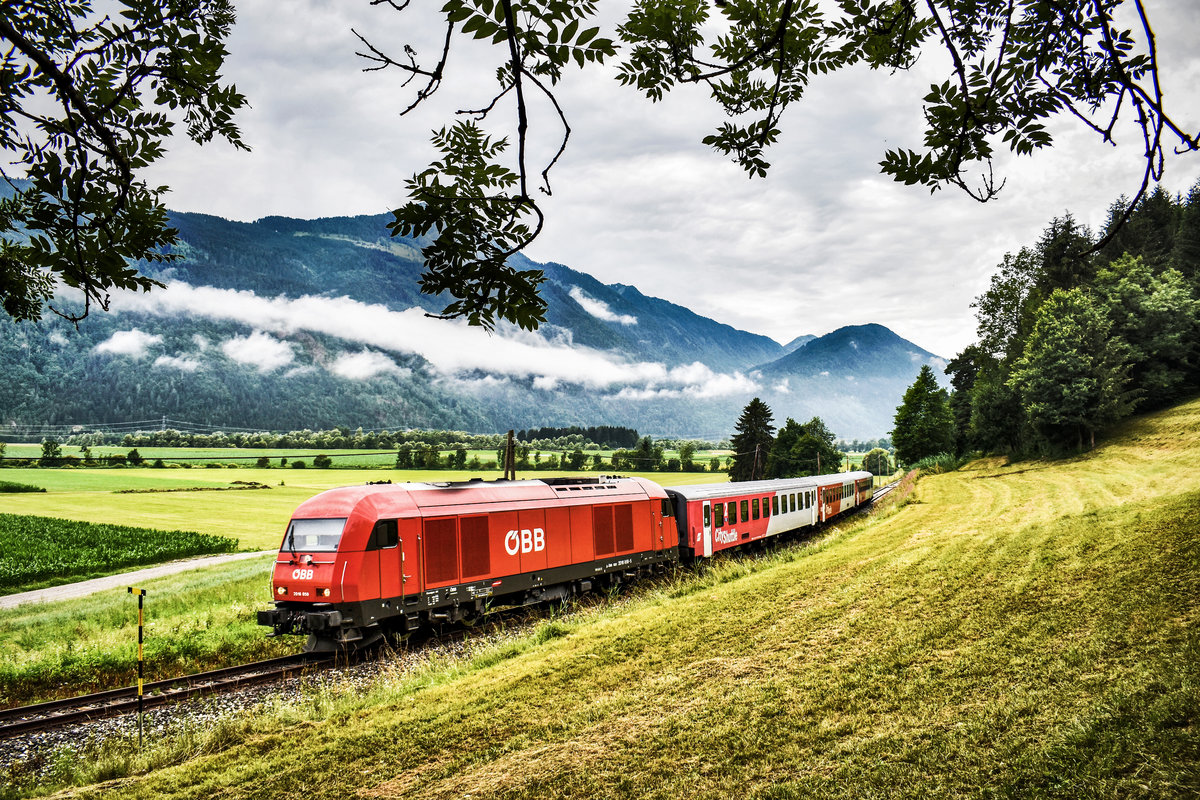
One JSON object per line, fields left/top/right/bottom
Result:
{"left": 504, "top": 528, "right": 545, "bottom": 555}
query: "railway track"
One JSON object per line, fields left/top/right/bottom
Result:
{"left": 0, "top": 652, "right": 337, "bottom": 739}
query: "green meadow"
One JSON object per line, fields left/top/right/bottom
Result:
{"left": 8, "top": 397, "right": 1197, "bottom": 798}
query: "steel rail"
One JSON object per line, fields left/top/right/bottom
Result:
{"left": 0, "top": 652, "right": 337, "bottom": 738}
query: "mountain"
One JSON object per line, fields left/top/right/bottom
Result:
{"left": 781, "top": 334, "right": 815, "bottom": 355}
{"left": 0, "top": 211, "right": 943, "bottom": 439}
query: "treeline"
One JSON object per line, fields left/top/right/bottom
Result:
{"left": 67, "top": 426, "right": 630, "bottom": 452}
{"left": 515, "top": 426, "right": 639, "bottom": 449}
{"left": 725, "top": 398, "right": 890, "bottom": 480}
{"left": 944, "top": 183, "right": 1200, "bottom": 455}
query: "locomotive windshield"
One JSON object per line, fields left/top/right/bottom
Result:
{"left": 284, "top": 518, "right": 347, "bottom": 552}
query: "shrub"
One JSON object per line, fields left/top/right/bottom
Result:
{"left": 312, "top": 454, "right": 332, "bottom": 469}
{"left": 0, "top": 480, "right": 45, "bottom": 493}
{"left": 291, "top": 460, "right": 307, "bottom": 469}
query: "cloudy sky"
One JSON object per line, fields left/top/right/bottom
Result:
{"left": 144, "top": 0, "right": 1200, "bottom": 359}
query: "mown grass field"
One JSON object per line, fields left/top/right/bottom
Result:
{"left": 18, "top": 397, "right": 1199, "bottom": 799}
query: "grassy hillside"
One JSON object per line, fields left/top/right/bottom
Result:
{"left": 34, "top": 397, "right": 1198, "bottom": 798}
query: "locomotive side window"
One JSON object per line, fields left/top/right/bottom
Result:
{"left": 424, "top": 518, "right": 458, "bottom": 585}
{"left": 661, "top": 498, "right": 675, "bottom": 518}
{"left": 714, "top": 504, "right": 725, "bottom": 527}
{"left": 752, "top": 498, "right": 760, "bottom": 520}
{"left": 285, "top": 518, "right": 347, "bottom": 552}
{"left": 460, "top": 516, "right": 491, "bottom": 578}
{"left": 740, "top": 500, "right": 749, "bottom": 521}
{"left": 368, "top": 519, "right": 398, "bottom": 550}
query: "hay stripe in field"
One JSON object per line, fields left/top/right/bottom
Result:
{"left": 0, "top": 551, "right": 275, "bottom": 610}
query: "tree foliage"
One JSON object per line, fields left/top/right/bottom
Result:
{"left": 892, "top": 365, "right": 954, "bottom": 465}
{"left": 0, "top": 0, "right": 247, "bottom": 322}
{"left": 362, "top": 0, "right": 1198, "bottom": 330}
{"left": 1007, "top": 289, "right": 1133, "bottom": 451}
{"left": 766, "top": 416, "right": 842, "bottom": 478}
{"left": 729, "top": 396, "right": 774, "bottom": 482}
{"left": 954, "top": 182, "right": 1200, "bottom": 456}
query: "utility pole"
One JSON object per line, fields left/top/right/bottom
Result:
{"left": 503, "top": 430, "right": 517, "bottom": 480}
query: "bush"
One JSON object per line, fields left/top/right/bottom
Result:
{"left": 912, "top": 452, "right": 967, "bottom": 474}
{"left": 0, "top": 480, "right": 45, "bottom": 493}
{"left": 312, "top": 454, "right": 332, "bottom": 469}
{"left": 291, "top": 460, "right": 307, "bottom": 469}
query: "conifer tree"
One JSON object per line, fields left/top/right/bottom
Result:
{"left": 729, "top": 398, "right": 775, "bottom": 482}
{"left": 892, "top": 366, "right": 955, "bottom": 465}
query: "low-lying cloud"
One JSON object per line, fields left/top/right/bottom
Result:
{"left": 110, "top": 282, "right": 754, "bottom": 398}
{"left": 568, "top": 286, "right": 637, "bottom": 325}
{"left": 329, "top": 350, "right": 410, "bottom": 380}
{"left": 221, "top": 330, "right": 295, "bottom": 372}
{"left": 95, "top": 329, "right": 162, "bottom": 358}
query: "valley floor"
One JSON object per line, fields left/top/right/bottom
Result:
{"left": 36, "top": 398, "right": 1200, "bottom": 798}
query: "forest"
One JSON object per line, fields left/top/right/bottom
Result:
{"left": 943, "top": 182, "right": 1200, "bottom": 456}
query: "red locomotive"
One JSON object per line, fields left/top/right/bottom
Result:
{"left": 258, "top": 471, "right": 873, "bottom": 651}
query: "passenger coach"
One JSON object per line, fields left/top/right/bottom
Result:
{"left": 667, "top": 471, "right": 873, "bottom": 558}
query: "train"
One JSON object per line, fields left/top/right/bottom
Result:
{"left": 257, "top": 471, "right": 874, "bottom": 651}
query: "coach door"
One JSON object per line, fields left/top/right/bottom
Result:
{"left": 701, "top": 501, "right": 713, "bottom": 557}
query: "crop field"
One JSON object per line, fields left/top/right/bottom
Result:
{"left": 0, "top": 515, "right": 238, "bottom": 595}
{"left": 14, "top": 395, "right": 1196, "bottom": 799}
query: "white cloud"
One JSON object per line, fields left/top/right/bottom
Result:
{"left": 109, "top": 282, "right": 760, "bottom": 397}
{"left": 95, "top": 329, "right": 162, "bottom": 358}
{"left": 220, "top": 330, "right": 294, "bottom": 372}
{"left": 533, "top": 376, "right": 560, "bottom": 391}
{"left": 329, "top": 350, "right": 410, "bottom": 380}
{"left": 192, "top": 334, "right": 210, "bottom": 351}
{"left": 154, "top": 354, "right": 203, "bottom": 372}
{"left": 48, "top": 332, "right": 68, "bottom": 346}
{"left": 568, "top": 286, "right": 637, "bottom": 325}
{"left": 774, "top": 378, "right": 791, "bottom": 393}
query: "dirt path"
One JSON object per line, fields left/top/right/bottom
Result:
{"left": 0, "top": 550, "right": 276, "bottom": 610}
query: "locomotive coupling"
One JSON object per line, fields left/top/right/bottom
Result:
{"left": 257, "top": 606, "right": 344, "bottom": 636}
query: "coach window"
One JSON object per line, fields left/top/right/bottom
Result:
{"left": 751, "top": 498, "right": 760, "bottom": 520}
{"left": 772, "top": 496, "right": 779, "bottom": 515}
{"left": 729, "top": 502, "right": 737, "bottom": 524}
{"left": 715, "top": 504, "right": 725, "bottom": 527}
{"left": 791, "top": 494, "right": 797, "bottom": 512}
{"left": 703, "top": 503, "right": 711, "bottom": 529}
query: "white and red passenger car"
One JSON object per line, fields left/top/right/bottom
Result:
{"left": 258, "top": 472, "right": 873, "bottom": 650}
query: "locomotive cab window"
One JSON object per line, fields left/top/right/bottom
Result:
{"left": 368, "top": 519, "right": 398, "bottom": 550}
{"left": 285, "top": 518, "right": 346, "bottom": 552}
{"left": 661, "top": 498, "right": 675, "bottom": 518}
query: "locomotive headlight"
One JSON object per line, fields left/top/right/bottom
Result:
{"left": 276, "top": 586, "right": 287, "bottom": 596}
{"left": 317, "top": 588, "right": 330, "bottom": 597}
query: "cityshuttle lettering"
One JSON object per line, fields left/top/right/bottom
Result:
{"left": 715, "top": 529, "right": 738, "bottom": 545}
{"left": 504, "top": 528, "right": 546, "bottom": 555}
